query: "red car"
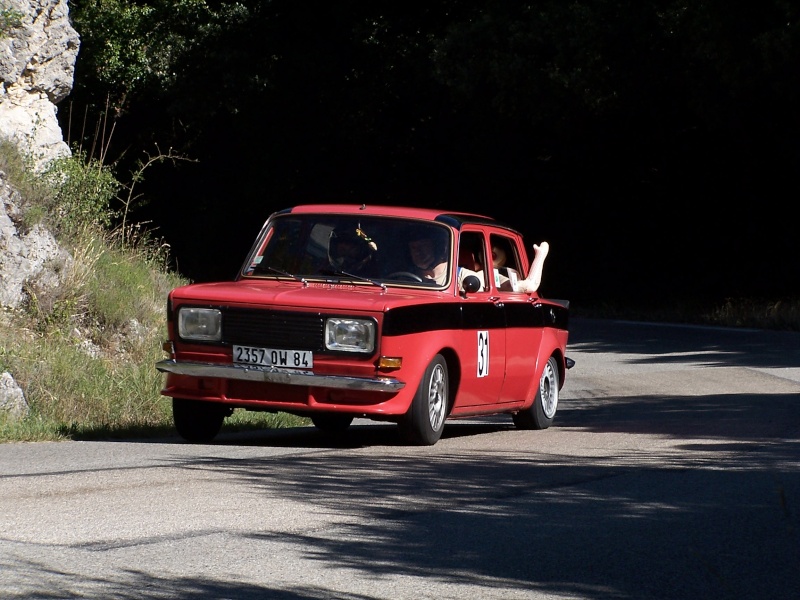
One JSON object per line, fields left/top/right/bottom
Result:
{"left": 157, "top": 204, "right": 574, "bottom": 445}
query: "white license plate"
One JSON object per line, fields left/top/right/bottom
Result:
{"left": 233, "top": 345, "right": 313, "bottom": 369}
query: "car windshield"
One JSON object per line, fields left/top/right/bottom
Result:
{"left": 242, "top": 214, "right": 453, "bottom": 287}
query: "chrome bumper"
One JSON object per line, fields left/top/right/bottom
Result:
{"left": 155, "top": 359, "right": 405, "bottom": 393}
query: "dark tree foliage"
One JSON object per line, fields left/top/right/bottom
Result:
{"left": 63, "top": 1, "right": 800, "bottom": 304}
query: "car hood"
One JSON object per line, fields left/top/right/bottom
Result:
{"left": 169, "top": 279, "right": 448, "bottom": 313}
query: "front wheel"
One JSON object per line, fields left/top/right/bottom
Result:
{"left": 399, "top": 354, "right": 449, "bottom": 445}
{"left": 173, "top": 398, "right": 230, "bottom": 443}
{"left": 513, "top": 356, "right": 559, "bottom": 430}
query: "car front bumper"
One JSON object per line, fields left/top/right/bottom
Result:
{"left": 155, "top": 359, "right": 406, "bottom": 393}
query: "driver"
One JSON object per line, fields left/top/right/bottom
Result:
{"left": 408, "top": 228, "right": 449, "bottom": 285}
{"left": 328, "top": 226, "right": 378, "bottom": 275}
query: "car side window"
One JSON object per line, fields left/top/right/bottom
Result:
{"left": 458, "top": 231, "right": 488, "bottom": 292}
{"left": 489, "top": 234, "right": 524, "bottom": 292}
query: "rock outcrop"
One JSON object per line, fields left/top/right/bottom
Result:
{"left": 0, "top": 0, "right": 80, "bottom": 420}
{"left": 0, "top": 0, "right": 78, "bottom": 167}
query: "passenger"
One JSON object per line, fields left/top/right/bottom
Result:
{"left": 458, "top": 243, "right": 513, "bottom": 291}
{"left": 490, "top": 245, "right": 513, "bottom": 289}
{"left": 491, "top": 245, "right": 507, "bottom": 268}
{"left": 328, "top": 226, "right": 378, "bottom": 275}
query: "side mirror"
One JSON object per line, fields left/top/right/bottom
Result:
{"left": 462, "top": 275, "right": 482, "bottom": 293}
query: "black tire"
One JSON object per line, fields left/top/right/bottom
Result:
{"left": 399, "top": 354, "right": 449, "bottom": 445}
{"left": 173, "top": 398, "right": 228, "bottom": 443}
{"left": 311, "top": 413, "right": 354, "bottom": 433}
{"left": 513, "top": 356, "right": 559, "bottom": 430}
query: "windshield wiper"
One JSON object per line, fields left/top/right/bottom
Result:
{"left": 320, "top": 268, "right": 386, "bottom": 290}
{"left": 261, "top": 266, "right": 308, "bottom": 286}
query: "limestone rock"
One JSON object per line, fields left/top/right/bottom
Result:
{"left": 0, "top": 0, "right": 80, "bottom": 169}
{"left": 0, "top": 371, "right": 29, "bottom": 421}
{"left": 0, "top": 170, "right": 72, "bottom": 309}
{"left": 0, "top": 1, "right": 84, "bottom": 425}
{"left": 0, "top": 0, "right": 79, "bottom": 309}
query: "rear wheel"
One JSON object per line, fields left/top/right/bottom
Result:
{"left": 399, "top": 354, "right": 449, "bottom": 445}
{"left": 173, "top": 398, "right": 229, "bottom": 443}
{"left": 513, "top": 356, "right": 559, "bottom": 430}
{"left": 311, "top": 413, "right": 354, "bottom": 433}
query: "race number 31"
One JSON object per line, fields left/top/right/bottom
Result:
{"left": 477, "top": 330, "right": 489, "bottom": 378}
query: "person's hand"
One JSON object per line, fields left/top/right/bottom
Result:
{"left": 517, "top": 241, "right": 549, "bottom": 293}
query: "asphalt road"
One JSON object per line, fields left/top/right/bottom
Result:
{"left": 1, "top": 318, "right": 799, "bottom": 599}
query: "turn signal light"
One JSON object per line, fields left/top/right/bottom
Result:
{"left": 378, "top": 356, "right": 402, "bottom": 370}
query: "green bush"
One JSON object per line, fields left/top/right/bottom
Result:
{"left": 38, "top": 151, "right": 119, "bottom": 235}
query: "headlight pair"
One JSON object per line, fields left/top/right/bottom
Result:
{"left": 177, "top": 308, "right": 375, "bottom": 354}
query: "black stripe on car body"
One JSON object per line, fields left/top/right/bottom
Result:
{"left": 381, "top": 302, "right": 568, "bottom": 336}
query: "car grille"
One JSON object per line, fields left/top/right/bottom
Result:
{"left": 222, "top": 308, "right": 325, "bottom": 351}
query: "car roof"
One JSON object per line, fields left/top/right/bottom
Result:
{"left": 279, "top": 204, "right": 518, "bottom": 234}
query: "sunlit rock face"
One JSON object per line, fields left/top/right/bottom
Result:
{"left": 1, "top": 0, "right": 78, "bottom": 305}
{"left": 0, "top": 1, "right": 78, "bottom": 420}
{"left": 0, "top": 0, "right": 79, "bottom": 169}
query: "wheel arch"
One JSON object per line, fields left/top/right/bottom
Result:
{"left": 550, "top": 347, "right": 567, "bottom": 391}
{"left": 438, "top": 346, "right": 460, "bottom": 415}
{"left": 384, "top": 331, "right": 460, "bottom": 413}
{"left": 519, "top": 345, "right": 567, "bottom": 410}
